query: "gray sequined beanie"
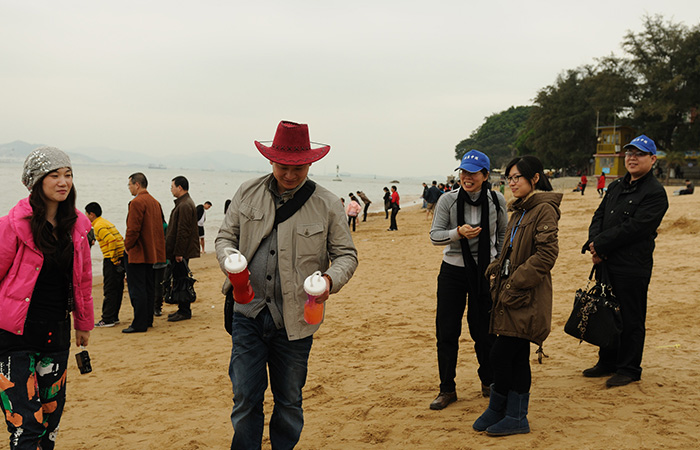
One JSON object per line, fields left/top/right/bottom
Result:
{"left": 22, "top": 146, "right": 73, "bottom": 191}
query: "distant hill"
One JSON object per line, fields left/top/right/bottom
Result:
{"left": 0, "top": 140, "right": 44, "bottom": 159}
{"left": 0, "top": 140, "right": 270, "bottom": 172}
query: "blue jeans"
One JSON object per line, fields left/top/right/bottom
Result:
{"left": 229, "top": 308, "right": 313, "bottom": 450}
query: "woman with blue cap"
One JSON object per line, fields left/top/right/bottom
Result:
{"left": 428, "top": 149, "right": 507, "bottom": 410}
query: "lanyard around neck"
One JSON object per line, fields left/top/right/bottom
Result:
{"left": 509, "top": 210, "right": 527, "bottom": 248}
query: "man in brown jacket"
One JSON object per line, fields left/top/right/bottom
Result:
{"left": 123, "top": 172, "right": 166, "bottom": 333}
{"left": 166, "top": 175, "right": 200, "bottom": 322}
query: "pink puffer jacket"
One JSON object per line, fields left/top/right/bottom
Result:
{"left": 0, "top": 198, "right": 94, "bottom": 335}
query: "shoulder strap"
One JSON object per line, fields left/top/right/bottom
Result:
{"left": 273, "top": 180, "right": 316, "bottom": 230}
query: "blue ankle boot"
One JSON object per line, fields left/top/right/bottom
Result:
{"left": 485, "top": 391, "right": 530, "bottom": 436}
{"left": 472, "top": 385, "right": 507, "bottom": 432}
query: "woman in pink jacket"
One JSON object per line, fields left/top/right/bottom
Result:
{"left": 346, "top": 194, "right": 362, "bottom": 232}
{"left": 0, "top": 147, "right": 93, "bottom": 449}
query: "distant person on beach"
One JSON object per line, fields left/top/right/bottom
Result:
{"left": 596, "top": 173, "right": 606, "bottom": 197}
{"left": 425, "top": 181, "right": 442, "bottom": 219}
{"left": 346, "top": 194, "right": 362, "bottom": 231}
{"left": 580, "top": 173, "right": 587, "bottom": 195}
{"left": 356, "top": 190, "right": 372, "bottom": 222}
{"left": 85, "top": 201, "right": 126, "bottom": 328}
{"left": 0, "top": 147, "right": 93, "bottom": 448}
{"left": 215, "top": 121, "right": 358, "bottom": 449}
{"left": 421, "top": 182, "right": 429, "bottom": 208}
{"left": 675, "top": 179, "right": 694, "bottom": 195}
{"left": 388, "top": 185, "right": 400, "bottom": 231}
{"left": 196, "top": 201, "right": 212, "bottom": 253}
{"left": 166, "top": 176, "right": 200, "bottom": 322}
{"left": 474, "top": 155, "right": 561, "bottom": 436}
{"left": 383, "top": 187, "right": 391, "bottom": 219}
{"left": 428, "top": 150, "right": 506, "bottom": 411}
{"left": 123, "top": 172, "right": 166, "bottom": 333}
{"left": 581, "top": 135, "right": 668, "bottom": 388}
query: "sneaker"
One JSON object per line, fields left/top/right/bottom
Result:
{"left": 95, "top": 320, "right": 116, "bottom": 328}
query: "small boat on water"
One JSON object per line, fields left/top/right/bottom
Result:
{"left": 148, "top": 163, "right": 167, "bottom": 170}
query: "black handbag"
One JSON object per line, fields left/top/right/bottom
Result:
{"left": 165, "top": 261, "right": 197, "bottom": 304}
{"left": 564, "top": 264, "right": 622, "bottom": 348}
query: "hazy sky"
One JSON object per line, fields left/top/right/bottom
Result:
{"left": 2, "top": 1, "right": 700, "bottom": 178}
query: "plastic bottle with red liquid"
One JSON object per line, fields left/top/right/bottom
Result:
{"left": 224, "top": 248, "right": 255, "bottom": 304}
{"left": 303, "top": 271, "right": 327, "bottom": 325}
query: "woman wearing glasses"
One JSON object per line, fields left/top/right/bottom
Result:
{"left": 473, "top": 155, "right": 561, "bottom": 436}
{"left": 428, "top": 150, "right": 506, "bottom": 410}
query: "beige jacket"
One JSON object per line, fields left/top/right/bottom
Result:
{"left": 215, "top": 174, "right": 358, "bottom": 340}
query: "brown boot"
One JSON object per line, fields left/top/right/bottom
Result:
{"left": 430, "top": 392, "right": 457, "bottom": 410}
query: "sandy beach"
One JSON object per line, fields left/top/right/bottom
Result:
{"left": 60, "top": 184, "right": 700, "bottom": 449}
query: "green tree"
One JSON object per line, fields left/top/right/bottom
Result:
{"left": 525, "top": 58, "right": 636, "bottom": 171}
{"left": 526, "top": 69, "right": 597, "bottom": 169}
{"left": 454, "top": 106, "right": 534, "bottom": 169}
{"left": 623, "top": 15, "right": 700, "bottom": 151}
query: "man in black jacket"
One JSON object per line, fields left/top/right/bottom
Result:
{"left": 166, "top": 176, "right": 201, "bottom": 322}
{"left": 582, "top": 134, "right": 668, "bottom": 388}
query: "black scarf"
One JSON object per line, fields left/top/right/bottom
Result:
{"left": 456, "top": 183, "right": 491, "bottom": 301}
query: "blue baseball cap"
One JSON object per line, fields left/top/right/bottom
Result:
{"left": 456, "top": 149, "right": 490, "bottom": 173}
{"left": 624, "top": 134, "right": 657, "bottom": 155}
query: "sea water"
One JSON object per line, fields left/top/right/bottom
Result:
{"left": 1, "top": 162, "right": 427, "bottom": 276}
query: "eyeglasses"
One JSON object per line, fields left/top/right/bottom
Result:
{"left": 625, "top": 151, "right": 650, "bottom": 158}
{"left": 506, "top": 174, "right": 522, "bottom": 184}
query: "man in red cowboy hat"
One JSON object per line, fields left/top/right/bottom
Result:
{"left": 216, "top": 121, "right": 358, "bottom": 449}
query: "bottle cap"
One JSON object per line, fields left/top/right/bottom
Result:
{"left": 303, "top": 271, "right": 327, "bottom": 296}
{"left": 224, "top": 248, "right": 247, "bottom": 274}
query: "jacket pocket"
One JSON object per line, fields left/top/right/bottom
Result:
{"left": 621, "top": 198, "right": 641, "bottom": 218}
{"left": 500, "top": 286, "right": 533, "bottom": 309}
{"left": 296, "top": 223, "right": 325, "bottom": 256}
{"left": 240, "top": 203, "right": 264, "bottom": 222}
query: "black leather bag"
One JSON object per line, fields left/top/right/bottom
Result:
{"left": 166, "top": 261, "right": 197, "bottom": 304}
{"left": 564, "top": 265, "right": 622, "bottom": 348}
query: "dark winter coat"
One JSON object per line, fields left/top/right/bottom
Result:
{"left": 583, "top": 171, "right": 668, "bottom": 278}
{"left": 166, "top": 192, "right": 200, "bottom": 261}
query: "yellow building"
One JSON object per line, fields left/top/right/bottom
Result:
{"left": 594, "top": 126, "right": 636, "bottom": 179}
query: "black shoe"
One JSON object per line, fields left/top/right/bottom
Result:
{"left": 154, "top": 308, "right": 162, "bottom": 317}
{"left": 606, "top": 374, "right": 637, "bottom": 388}
{"left": 167, "top": 313, "right": 191, "bottom": 322}
{"left": 429, "top": 392, "right": 457, "bottom": 410}
{"left": 122, "top": 327, "right": 146, "bottom": 334}
{"left": 167, "top": 312, "right": 179, "bottom": 319}
{"left": 582, "top": 365, "right": 614, "bottom": 378}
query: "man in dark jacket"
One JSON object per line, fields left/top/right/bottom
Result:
{"left": 425, "top": 181, "right": 443, "bottom": 219}
{"left": 582, "top": 134, "right": 668, "bottom": 388}
{"left": 166, "top": 175, "right": 201, "bottom": 322}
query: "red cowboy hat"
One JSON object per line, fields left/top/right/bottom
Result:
{"left": 255, "top": 121, "right": 331, "bottom": 165}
